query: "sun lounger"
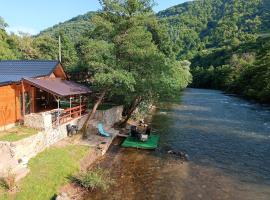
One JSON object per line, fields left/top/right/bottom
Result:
{"left": 98, "top": 123, "right": 111, "bottom": 137}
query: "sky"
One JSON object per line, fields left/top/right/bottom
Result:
{"left": 0, "top": 0, "right": 191, "bottom": 35}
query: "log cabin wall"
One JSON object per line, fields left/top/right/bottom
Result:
{"left": 0, "top": 84, "right": 32, "bottom": 127}
{"left": 0, "top": 84, "right": 21, "bottom": 127}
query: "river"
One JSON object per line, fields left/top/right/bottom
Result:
{"left": 83, "top": 88, "right": 270, "bottom": 200}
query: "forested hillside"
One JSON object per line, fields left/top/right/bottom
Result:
{"left": 0, "top": 0, "right": 269, "bottom": 103}
{"left": 158, "top": 0, "right": 269, "bottom": 59}
{"left": 158, "top": 0, "right": 270, "bottom": 103}
{"left": 159, "top": 0, "right": 270, "bottom": 103}
{"left": 38, "top": 11, "right": 95, "bottom": 43}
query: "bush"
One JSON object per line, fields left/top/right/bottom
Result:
{"left": 0, "top": 169, "right": 16, "bottom": 191}
{"left": 72, "top": 168, "right": 114, "bottom": 191}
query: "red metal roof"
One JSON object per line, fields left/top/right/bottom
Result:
{"left": 23, "top": 78, "right": 91, "bottom": 97}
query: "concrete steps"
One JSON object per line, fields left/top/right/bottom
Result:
{"left": 86, "top": 119, "right": 120, "bottom": 155}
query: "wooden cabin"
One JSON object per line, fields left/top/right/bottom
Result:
{"left": 0, "top": 60, "right": 91, "bottom": 129}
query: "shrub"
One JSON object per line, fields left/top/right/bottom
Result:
{"left": 72, "top": 168, "right": 114, "bottom": 191}
{"left": 0, "top": 169, "right": 16, "bottom": 191}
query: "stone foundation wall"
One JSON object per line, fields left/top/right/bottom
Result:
{"left": 24, "top": 112, "right": 52, "bottom": 131}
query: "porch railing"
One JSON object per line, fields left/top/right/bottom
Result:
{"left": 52, "top": 104, "right": 87, "bottom": 126}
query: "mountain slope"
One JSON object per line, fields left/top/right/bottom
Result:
{"left": 39, "top": 0, "right": 269, "bottom": 59}
{"left": 37, "top": 0, "right": 270, "bottom": 102}
{"left": 158, "top": 0, "right": 269, "bottom": 60}
{"left": 38, "top": 11, "right": 95, "bottom": 43}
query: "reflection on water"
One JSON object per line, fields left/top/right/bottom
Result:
{"left": 84, "top": 88, "right": 270, "bottom": 200}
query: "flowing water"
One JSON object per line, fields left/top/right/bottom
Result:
{"left": 84, "top": 88, "right": 270, "bottom": 200}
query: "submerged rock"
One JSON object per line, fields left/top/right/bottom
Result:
{"left": 167, "top": 150, "right": 189, "bottom": 161}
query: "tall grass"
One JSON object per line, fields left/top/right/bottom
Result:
{"left": 72, "top": 168, "right": 114, "bottom": 191}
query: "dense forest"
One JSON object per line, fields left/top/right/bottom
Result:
{"left": 159, "top": 0, "right": 270, "bottom": 103}
{"left": 0, "top": 0, "right": 270, "bottom": 103}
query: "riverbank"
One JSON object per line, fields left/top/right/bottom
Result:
{"left": 76, "top": 88, "right": 270, "bottom": 200}
{"left": 56, "top": 108, "right": 158, "bottom": 199}
{"left": 56, "top": 135, "right": 122, "bottom": 200}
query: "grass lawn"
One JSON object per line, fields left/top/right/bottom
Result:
{"left": 0, "top": 126, "right": 38, "bottom": 142}
{"left": 0, "top": 145, "right": 89, "bottom": 200}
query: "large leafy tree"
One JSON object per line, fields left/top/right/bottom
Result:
{"left": 57, "top": 32, "right": 79, "bottom": 69}
{"left": 0, "top": 17, "right": 20, "bottom": 60}
{"left": 33, "top": 35, "right": 58, "bottom": 60}
{"left": 77, "top": 0, "right": 191, "bottom": 131}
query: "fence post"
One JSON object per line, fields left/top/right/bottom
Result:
{"left": 57, "top": 98, "right": 60, "bottom": 127}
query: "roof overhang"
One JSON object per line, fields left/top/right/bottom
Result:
{"left": 23, "top": 78, "right": 91, "bottom": 97}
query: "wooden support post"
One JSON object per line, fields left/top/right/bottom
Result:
{"left": 22, "top": 80, "right": 26, "bottom": 118}
{"left": 30, "top": 87, "right": 35, "bottom": 113}
{"left": 57, "top": 98, "right": 60, "bottom": 126}
{"left": 69, "top": 97, "right": 72, "bottom": 118}
{"left": 79, "top": 96, "right": 82, "bottom": 116}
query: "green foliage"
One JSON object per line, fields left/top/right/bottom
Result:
{"left": 72, "top": 168, "right": 114, "bottom": 191}
{"left": 76, "top": 0, "right": 191, "bottom": 110}
{"left": 156, "top": 0, "right": 269, "bottom": 103}
{"left": 158, "top": 0, "right": 268, "bottom": 59}
{"left": 0, "top": 27, "right": 19, "bottom": 59}
{"left": 191, "top": 37, "right": 270, "bottom": 103}
{"left": 38, "top": 11, "right": 96, "bottom": 43}
{"left": 1, "top": 0, "right": 269, "bottom": 104}
{"left": 77, "top": 38, "right": 135, "bottom": 96}
{"left": 33, "top": 35, "right": 58, "bottom": 60}
{"left": 0, "top": 17, "right": 8, "bottom": 30}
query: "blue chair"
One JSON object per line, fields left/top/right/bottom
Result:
{"left": 98, "top": 123, "right": 110, "bottom": 137}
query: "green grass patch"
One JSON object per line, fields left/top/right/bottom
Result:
{"left": 0, "top": 126, "right": 38, "bottom": 142}
{"left": 0, "top": 145, "right": 89, "bottom": 200}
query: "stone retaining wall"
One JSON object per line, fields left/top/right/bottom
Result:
{"left": 92, "top": 105, "right": 123, "bottom": 126}
{"left": 0, "top": 115, "right": 88, "bottom": 177}
{"left": 0, "top": 105, "right": 123, "bottom": 178}
{"left": 24, "top": 111, "right": 53, "bottom": 131}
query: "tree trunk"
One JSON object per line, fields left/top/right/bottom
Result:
{"left": 120, "top": 96, "right": 142, "bottom": 127}
{"left": 81, "top": 90, "right": 107, "bottom": 139}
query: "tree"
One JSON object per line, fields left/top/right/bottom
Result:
{"left": 0, "top": 17, "right": 8, "bottom": 30}
{"left": 78, "top": 0, "right": 191, "bottom": 134}
{"left": 0, "top": 20, "right": 19, "bottom": 60}
{"left": 78, "top": 39, "right": 135, "bottom": 136}
{"left": 58, "top": 32, "right": 79, "bottom": 69}
{"left": 14, "top": 32, "right": 40, "bottom": 59}
{"left": 33, "top": 35, "right": 58, "bottom": 60}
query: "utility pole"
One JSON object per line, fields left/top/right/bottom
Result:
{"left": 58, "top": 35, "right": 61, "bottom": 62}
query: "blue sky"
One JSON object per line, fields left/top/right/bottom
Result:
{"left": 0, "top": 0, "right": 191, "bottom": 35}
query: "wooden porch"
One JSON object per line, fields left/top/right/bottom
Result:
{"left": 21, "top": 78, "right": 91, "bottom": 126}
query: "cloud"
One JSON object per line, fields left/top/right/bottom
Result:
{"left": 6, "top": 26, "right": 39, "bottom": 35}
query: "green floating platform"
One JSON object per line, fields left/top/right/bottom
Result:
{"left": 121, "top": 134, "right": 159, "bottom": 149}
